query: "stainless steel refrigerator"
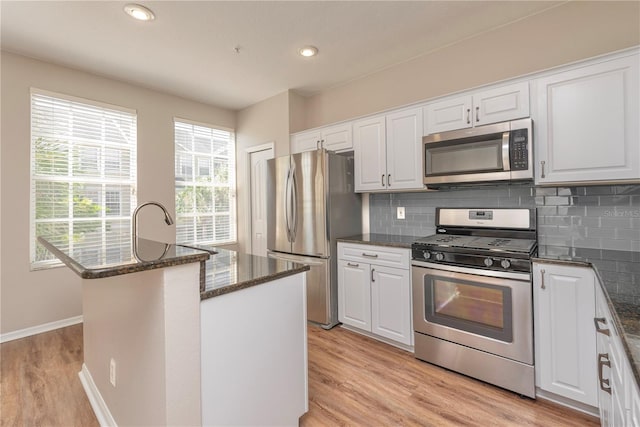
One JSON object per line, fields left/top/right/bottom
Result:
{"left": 266, "top": 149, "right": 361, "bottom": 329}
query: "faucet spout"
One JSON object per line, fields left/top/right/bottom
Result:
{"left": 132, "top": 201, "right": 174, "bottom": 261}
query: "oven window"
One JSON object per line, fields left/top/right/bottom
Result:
{"left": 425, "top": 276, "right": 513, "bottom": 342}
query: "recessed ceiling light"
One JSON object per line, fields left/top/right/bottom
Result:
{"left": 299, "top": 46, "right": 318, "bottom": 57}
{"left": 123, "top": 4, "right": 155, "bottom": 21}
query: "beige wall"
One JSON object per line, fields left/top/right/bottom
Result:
{"left": 303, "top": 1, "right": 640, "bottom": 129}
{"left": 235, "top": 91, "right": 291, "bottom": 254}
{"left": 0, "top": 52, "right": 234, "bottom": 334}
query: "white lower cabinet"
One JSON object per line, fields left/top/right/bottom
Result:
{"left": 533, "top": 263, "right": 598, "bottom": 407}
{"left": 337, "top": 242, "right": 412, "bottom": 346}
{"left": 595, "top": 284, "right": 640, "bottom": 427}
{"left": 534, "top": 261, "right": 640, "bottom": 426}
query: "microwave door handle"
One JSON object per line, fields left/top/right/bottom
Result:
{"left": 502, "top": 131, "right": 511, "bottom": 171}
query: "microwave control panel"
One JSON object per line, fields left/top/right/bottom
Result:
{"left": 509, "top": 128, "right": 529, "bottom": 171}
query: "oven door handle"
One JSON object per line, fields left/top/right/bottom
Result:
{"left": 411, "top": 260, "right": 531, "bottom": 281}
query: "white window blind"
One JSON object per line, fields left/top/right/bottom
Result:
{"left": 30, "top": 90, "right": 137, "bottom": 268}
{"left": 174, "top": 119, "right": 236, "bottom": 245}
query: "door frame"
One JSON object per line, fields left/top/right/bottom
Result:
{"left": 244, "top": 142, "right": 275, "bottom": 256}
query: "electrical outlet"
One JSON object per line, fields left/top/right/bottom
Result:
{"left": 110, "top": 358, "right": 117, "bottom": 387}
{"left": 397, "top": 207, "right": 405, "bottom": 219}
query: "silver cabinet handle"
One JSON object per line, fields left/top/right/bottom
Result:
{"left": 381, "top": 174, "right": 385, "bottom": 187}
{"left": 320, "top": 139, "right": 324, "bottom": 149}
{"left": 466, "top": 108, "right": 470, "bottom": 124}
{"left": 540, "top": 160, "right": 546, "bottom": 179}
{"left": 540, "top": 269, "right": 546, "bottom": 289}
{"left": 347, "top": 262, "right": 359, "bottom": 267}
{"left": 371, "top": 268, "right": 375, "bottom": 282}
{"left": 594, "top": 317, "right": 610, "bottom": 336}
{"left": 362, "top": 253, "right": 379, "bottom": 258}
{"left": 387, "top": 174, "right": 391, "bottom": 187}
{"left": 475, "top": 106, "right": 480, "bottom": 122}
{"left": 598, "top": 353, "right": 612, "bottom": 394}
{"left": 316, "top": 140, "right": 320, "bottom": 150}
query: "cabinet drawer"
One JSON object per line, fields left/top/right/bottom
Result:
{"left": 338, "top": 242, "right": 410, "bottom": 270}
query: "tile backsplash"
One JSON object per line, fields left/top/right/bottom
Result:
{"left": 368, "top": 183, "right": 640, "bottom": 252}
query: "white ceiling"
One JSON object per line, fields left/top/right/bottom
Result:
{"left": 1, "top": 1, "right": 563, "bottom": 111}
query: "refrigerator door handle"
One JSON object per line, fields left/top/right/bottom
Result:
{"left": 284, "top": 166, "right": 292, "bottom": 242}
{"left": 291, "top": 163, "right": 298, "bottom": 242}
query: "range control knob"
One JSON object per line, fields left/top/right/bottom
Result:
{"left": 500, "top": 259, "right": 511, "bottom": 269}
{"left": 435, "top": 252, "right": 445, "bottom": 261}
{"left": 422, "top": 251, "right": 431, "bottom": 260}
{"left": 483, "top": 258, "right": 494, "bottom": 267}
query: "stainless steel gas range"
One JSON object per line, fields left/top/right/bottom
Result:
{"left": 411, "top": 207, "right": 537, "bottom": 398}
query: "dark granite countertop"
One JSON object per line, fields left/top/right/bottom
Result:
{"left": 173, "top": 244, "right": 310, "bottom": 300}
{"left": 38, "top": 236, "right": 210, "bottom": 279}
{"left": 337, "top": 233, "right": 418, "bottom": 249}
{"left": 38, "top": 238, "right": 309, "bottom": 301}
{"left": 534, "top": 246, "right": 640, "bottom": 388}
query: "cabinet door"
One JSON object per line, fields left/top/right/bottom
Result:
{"left": 533, "top": 263, "right": 598, "bottom": 407}
{"left": 291, "top": 130, "right": 321, "bottom": 154}
{"left": 321, "top": 123, "right": 352, "bottom": 152}
{"left": 473, "top": 81, "right": 530, "bottom": 126}
{"left": 535, "top": 54, "right": 640, "bottom": 184}
{"left": 595, "top": 286, "right": 613, "bottom": 425}
{"left": 385, "top": 107, "right": 424, "bottom": 191}
{"left": 337, "top": 260, "right": 371, "bottom": 331}
{"left": 424, "top": 95, "right": 472, "bottom": 134}
{"left": 371, "top": 265, "right": 412, "bottom": 346}
{"left": 353, "top": 116, "right": 387, "bottom": 192}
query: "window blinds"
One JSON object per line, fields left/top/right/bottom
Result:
{"left": 30, "top": 90, "right": 137, "bottom": 268}
{"left": 174, "top": 119, "right": 236, "bottom": 245}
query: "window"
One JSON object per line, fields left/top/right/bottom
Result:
{"left": 30, "top": 89, "right": 137, "bottom": 268}
{"left": 174, "top": 119, "right": 236, "bottom": 245}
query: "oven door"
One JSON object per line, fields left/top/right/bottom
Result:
{"left": 412, "top": 262, "right": 533, "bottom": 364}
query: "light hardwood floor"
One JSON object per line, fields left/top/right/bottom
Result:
{"left": 1, "top": 323, "right": 598, "bottom": 426}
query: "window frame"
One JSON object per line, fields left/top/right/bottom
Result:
{"left": 29, "top": 88, "right": 138, "bottom": 270}
{"left": 173, "top": 117, "right": 237, "bottom": 246}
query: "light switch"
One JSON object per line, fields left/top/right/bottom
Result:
{"left": 397, "top": 207, "right": 405, "bottom": 219}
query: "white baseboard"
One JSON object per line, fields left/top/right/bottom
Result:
{"left": 79, "top": 363, "right": 117, "bottom": 427}
{"left": 0, "top": 315, "right": 83, "bottom": 343}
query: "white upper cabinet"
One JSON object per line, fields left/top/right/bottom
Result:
{"left": 354, "top": 107, "right": 423, "bottom": 192}
{"left": 291, "top": 122, "right": 352, "bottom": 154}
{"left": 354, "top": 115, "right": 387, "bottom": 191}
{"left": 424, "top": 82, "right": 529, "bottom": 134}
{"left": 534, "top": 53, "right": 640, "bottom": 185}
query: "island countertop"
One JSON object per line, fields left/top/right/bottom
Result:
{"left": 38, "top": 237, "right": 310, "bottom": 300}
{"left": 37, "top": 236, "right": 210, "bottom": 279}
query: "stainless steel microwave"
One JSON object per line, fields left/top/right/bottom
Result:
{"left": 423, "top": 118, "right": 533, "bottom": 188}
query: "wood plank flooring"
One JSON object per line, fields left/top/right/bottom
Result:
{"left": 0, "top": 323, "right": 598, "bottom": 426}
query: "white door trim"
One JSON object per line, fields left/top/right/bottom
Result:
{"left": 245, "top": 142, "right": 275, "bottom": 255}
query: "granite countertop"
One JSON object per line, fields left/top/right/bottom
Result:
{"left": 185, "top": 244, "right": 310, "bottom": 300}
{"left": 534, "top": 246, "right": 640, "bottom": 388}
{"left": 38, "top": 237, "right": 309, "bottom": 300}
{"left": 337, "top": 233, "right": 418, "bottom": 249}
{"left": 37, "top": 236, "right": 210, "bottom": 279}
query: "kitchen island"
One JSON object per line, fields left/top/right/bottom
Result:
{"left": 37, "top": 237, "right": 309, "bottom": 426}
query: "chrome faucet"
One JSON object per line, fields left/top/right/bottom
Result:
{"left": 132, "top": 201, "right": 174, "bottom": 261}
